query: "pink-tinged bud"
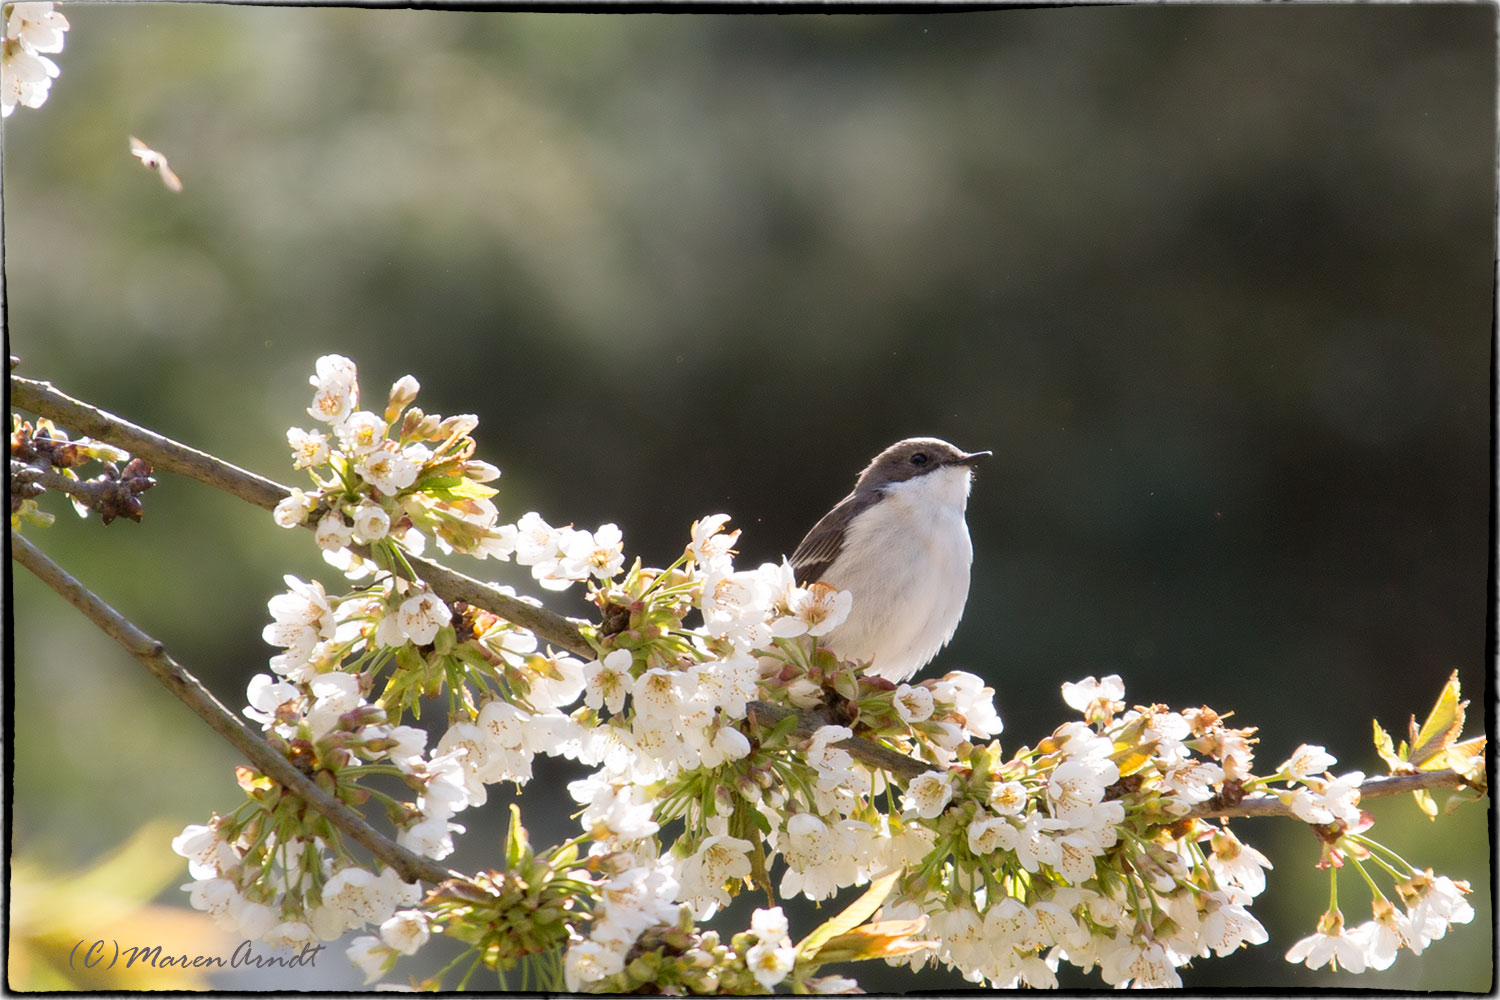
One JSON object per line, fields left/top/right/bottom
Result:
{"left": 340, "top": 705, "right": 387, "bottom": 731}
{"left": 323, "top": 746, "right": 352, "bottom": 769}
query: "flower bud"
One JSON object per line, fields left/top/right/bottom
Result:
{"left": 681, "top": 968, "right": 719, "bottom": 993}
{"left": 437, "top": 414, "right": 479, "bottom": 439}
{"left": 340, "top": 704, "right": 387, "bottom": 731}
{"left": 627, "top": 952, "right": 662, "bottom": 982}
{"left": 463, "top": 460, "right": 501, "bottom": 483}
{"left": 736, "top": 774, "right": 763, "bottom": 803}
{"left": 386, "top": 375, "right": 420, "bottom": 423}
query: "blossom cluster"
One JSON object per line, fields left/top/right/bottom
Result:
{"left": 2, "top": 2, "right": 68, "bottom": 117}
{"left": 172, "top": 356, "right": 1481, "bottom": 991}
{"left": 866, "top": 675, "right": 1474, "bottom": 988}
{"left": 274, "top": 355, "right": 509, "bottom": 573}
{"left": 1284, "top": 869, "right": 1475, "bottom": 975}
{"left": 864, "top": 677, "right": 1274, "bottom": 988}
{"left": 172, "top": 811, "right": 424, "bottom": 952}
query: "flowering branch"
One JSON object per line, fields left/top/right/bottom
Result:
{"left": 10, "top": 531, "right": 453, "bottom": 887}
{"left": 11, "top": 358, "right": 1486, "bottom": 990}
{"left": 10, "top": 372, "right": 934, "bottom": 783}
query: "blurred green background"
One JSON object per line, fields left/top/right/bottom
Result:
{"left": 6, "top": 5, "right": 1492, "bottom": 991}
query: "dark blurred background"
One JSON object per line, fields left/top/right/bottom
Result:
{"left": 6, "top": 5, "right": 1492, "bottom": 991}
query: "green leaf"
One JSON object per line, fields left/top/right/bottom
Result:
{"left": 759, "top": 711, "right": 802, "bottom": 749}
{"left": 78, "top": 440, "right": 130, "bottom": 463}
{"left": 414, "top": 473, "right": 465, "bottom": 491}
{"left": 395, "top": 643, "right": 424, "bottom": 672}
{"left": 746, "top": 805, "right": 772, "bottom": 836}
{"left": 832, "top": 670, "right": 860, "bottom": 703}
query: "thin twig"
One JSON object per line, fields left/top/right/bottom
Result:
{"left": 11, "top": 373, "right": 937, "bottom": 781}
{"left": 11, "top": 532, "right": 454, "bottom": 886}
{"left": 746, "top": 700, "right": 931, "bottom": 781}
{"left": 10, "top": 456, "right": 154, "bottom": 524}
{"left": 11, "top": 459, "right": 92, "bottom": 499}
{"left": 1187, "top": 768, "right": 1475, "bottom": 821}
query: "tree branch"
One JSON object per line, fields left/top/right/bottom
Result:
{"left": 11, "top": 458, "right": 95, "bottom": 500}
{"left": 11, "top": 375, "right": 597, "bottom": 656}
{"left": 12, "top": 376, "right": 289, "bottom": 510}
{"left": 11, "top": 532, "right": 454, "bottom": 886}
{"left": 1187, "top": 768, "right": 1475, "bottom": 821}
{"left": 11, "top": 373, "right": 936, "bottom": 781}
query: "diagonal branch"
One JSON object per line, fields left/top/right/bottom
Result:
{"left": 11, "top": 376, "right": 289, "bottom": 510}
{"left": 11, "top": 532, "right": 454, "bottom": 886}
{"left": 11, "top": 375, "right": 595, "bottom": 655}
{"left": 11, "top": 374, "right": 933, "bottom": 780}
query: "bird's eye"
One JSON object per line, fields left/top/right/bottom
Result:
{"left": 909, "top": 452, "right": 929, "bottom": 467}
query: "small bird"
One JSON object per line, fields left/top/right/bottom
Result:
{"left": 129, "top": 136, "right": 183, "bottom": 193}
{"left": 789, "top": 437, "right": 991, "bottom": 682}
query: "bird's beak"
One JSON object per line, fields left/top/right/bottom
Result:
{"left": 952, "top": 450, "right": 993, "bottom": 468}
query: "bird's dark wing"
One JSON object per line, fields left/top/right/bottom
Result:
{"left": 789, "top": 489, "right": 882, "bottom": 586}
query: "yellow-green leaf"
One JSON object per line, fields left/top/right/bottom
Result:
{"left": 1407, "top": 670, "right": 1466, "bottom": 769}
{"left": 432, "top": 478, "right": 498, "bottom": 502}
{"left": 1110, "top": 742, "right": 1158, "bottom": 777}
{"left": 802, "top": 919, "right": 933, "bottom": 965}
{"left": 504, "top": 803, "right": 529, "bottom": 869}
{"left": 796, "top": 870, "right": 899, "bottom": 961}
{"left": 1411, "top": 787, "right": 1438, "bottom": 820}
{"left": 758, "top": 711, "right": 802, "bottom": 749}
{"left": 1372, "top": 719, "right": 1404, "bottom": 771}
{"left": 1450, "top": 735, "right": 1488, "bottom": 764}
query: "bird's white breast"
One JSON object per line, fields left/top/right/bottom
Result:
{"left": 819, "top": 465, "right": 975, "bottom": 681}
